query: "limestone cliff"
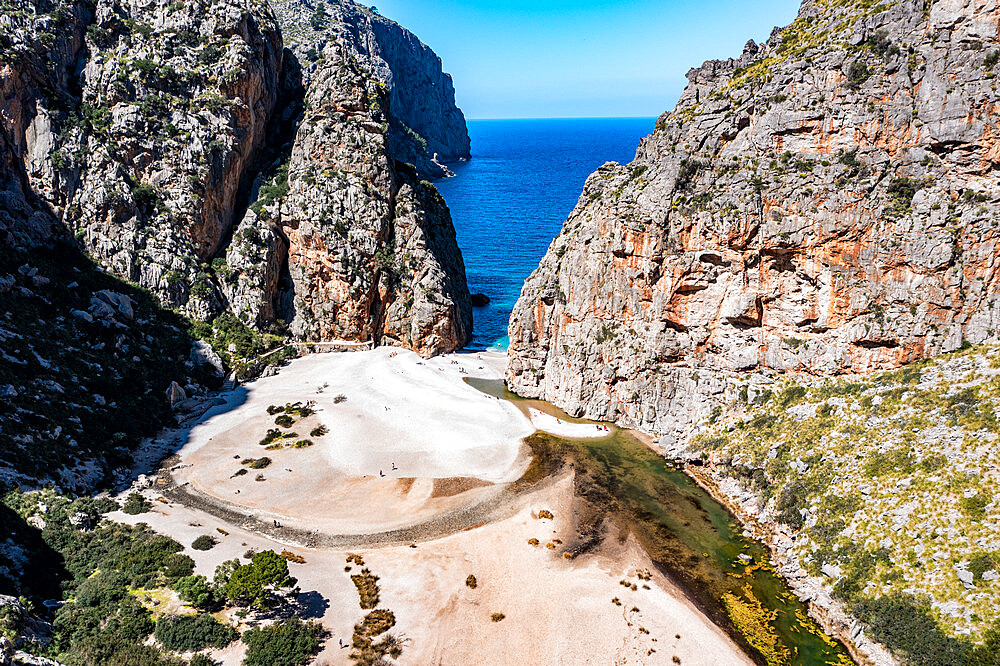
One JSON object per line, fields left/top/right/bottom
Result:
{"left": 3, "top": 0, "right": 472, "bottom": 358}
{"left": 238, "top": 37, "right": 472, "bottom": 355}
{"left": 509, "top": 0, "right": 1000, "bottom": 441}
{"left": 0, "top": 0, "right": 89, "bottom": 251}
{"left": 271, "top": 0, "right": 471, "bottom": 178}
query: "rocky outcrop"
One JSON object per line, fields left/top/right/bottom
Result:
{"left": 2, "top": 0, "right": 284, "bottom": 317}
{"left": 64, "top": 0, "right": 284, "bottom": 317}
{"left": 4, "top": 0, "right": 472, "bottom": 357}
{"left": 509, "top": 0, "right": 1000, "bottom": 440}
{"left": 0, "top": 0, "right": 89, "bottom": 251}
{"left": 270, "top": 0, "right": 471, "bottom": 177}
{"left": 254, "top": 38, "right": 472, "bottom": 355}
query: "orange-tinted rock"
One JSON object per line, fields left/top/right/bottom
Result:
{"left": 509, "top": 0, "right": 1000, "bottom": 440}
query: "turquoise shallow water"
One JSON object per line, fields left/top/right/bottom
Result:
{"left": 436, "top": 117, "right": 655, "bottom": 350}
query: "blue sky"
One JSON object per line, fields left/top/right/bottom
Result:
{"left": 371, "top": 0, "right": 801, "bottom": 119}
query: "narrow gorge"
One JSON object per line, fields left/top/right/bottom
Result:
{"left": 3, "top": 1, "right": 1000, "bottom": 665}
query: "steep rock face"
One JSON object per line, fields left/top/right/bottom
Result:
{"left": 271, "top": 0, "right": 471, "bottom": 177}
{"left": 255, "top": 39, "right": 472, "bottom": 355}
{"left": 3, "top": 0, "right": 472, "bottom": 361}
{"left": 0, "top": 0, "right": 90, "bottom": 251}
{"left": 59, "top": 0, "right": 283, "bottom": 317}
{"left": 509, "top": 0, "right": 1000, "bottom": 440}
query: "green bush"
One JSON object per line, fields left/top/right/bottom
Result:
{"left": 242, "top": 618, "right": 322, "bottom": 666}
{"left": 173, "top": 575, "right": 217, "bottom": 609}
{"left": 189, "top": 654, "right": 218, "bottom": 666}
{"left": 191, "top": 535, "right": 217, "bottom": 551}
{"left": 223, "top": 551, "right": 295, "bottom": 609}
{"left": 853, "top": 595, "right": 967, "bottom": 666}
{"left": 154, "top": 613, "right": 237, "bottom": 652}
{"left": 250, "top": 457, "right": 271, "bottom": 470}
{"left": 961, "top": 493, "right": 990, "bottom": 520}
{"left": 847, "top": 60, "right": 870, "bottom": 88}
{"left": 249, "top": 161, "right": 290, "bottom": 217}
{"left": 121, "top": 492, "right": 151, "bottom": 515}
{"left": 131, "top": 183, "right": 162, "bottom": 215}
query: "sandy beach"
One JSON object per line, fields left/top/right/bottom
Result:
{"left": 117, "top": 348, "right": 753, "bottom": 665}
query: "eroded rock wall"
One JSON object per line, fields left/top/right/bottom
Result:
{"left": 0, "top": 0, "right": 90, "bottom": 251}
{"left": 253, "top": 39, "right": 472, "bottom": 355}
{"left": 63, "top": 0, "right": 284, "bottom": 318}
{"left": 3, "top": 0, "right": 472, "bottom": 357}
{"left": 509, "top": 0, "right": 1000, "bottom": 440}
{"left": 271, "top": 0, "right": 471, "bottom": 177}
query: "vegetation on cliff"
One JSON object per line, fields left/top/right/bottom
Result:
{"left": 694, "top": 344, "right": 1000, "bottom": 664}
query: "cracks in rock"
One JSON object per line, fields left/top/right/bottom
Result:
{"left": 216, "top": 48, "right": 306, "bottom": 326}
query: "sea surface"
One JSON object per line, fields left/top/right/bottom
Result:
{"left": 437, "top": 117, "right": 655, "bottom": 351}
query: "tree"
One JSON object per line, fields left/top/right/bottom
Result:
{"left": 173, "top": 575, "right": 217, "bottom": 610}
{"left": 242, "top": 618, "right": 322, "bottom": 666}
{"left": 153, "top": 613, "right": 237, "bottom": 652}
{"left": 309, "top": 2, "right": 327, "bottom": 30}
{"left": 223, "top": 551, "right": 296, "bottom": 608}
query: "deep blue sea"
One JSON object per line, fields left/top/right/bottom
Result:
{"left": 437, "top": 117, "right": 655, "bottom": 351}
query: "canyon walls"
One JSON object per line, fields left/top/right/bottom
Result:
{"left": 1, "top": 0, "right": 472, "bottom": 357}
{"left": 508, "top": 0, "right": 1000, "bottom": 440}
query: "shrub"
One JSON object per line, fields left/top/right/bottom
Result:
{"left": 274, "top": 415, "right": 295, "bottom": 428}
{"left": 537, "top": 509, "right": 554, "bottom": 520}
{"left": 121, "top": 492, "right": 151, "bottom": 515}
{"left": 191, "top": 535, "right": 217, "bottom": 551}
{"left": 173, "top": 575, "right": 217, "bottom": 609}
{"left": 775, "top": 482, "right": 807, "bottom": 530}
{"left": 676, "top": 159, "right": 703, "bottom": 190}
{"left": 189, "top": 655, "right": 217, "bottom": 666}
{"left": 847, "top": 61, "right": 870, "bottom": 88}
{"left": 250, "top": 457, "right": 271, "bottom": 470}
{"left": 260, "top": 429, "right": 283, "bottom": 446}
{"left": 224, "top": 550, "right": 295, "bottom": 608}
{"left": 154, "top": 613, "right": 237, "bottom": 652}
{"left": 242, "top": 618, "right": 322, "bottom": 666}
{"left": 490, "top": 612, "right": 505, "bottom": 622}
{"left": 985, "top": 51, "right": 1000, "bottom": 69}
{"left": 309, "top": 2, "right": 328, "bottom": 30}
{"left": 465, "top": 574, "right": 477, "bottom": 589}
{"left": 131, "top": 183, "right": 161, "bottom": 215}
{"left": 961, "top": 493, "right": 990, "bottom": 520}
{"left": 281, "top": 550, "right": 306, "bottom": 564}
{"left": 853, "top": 595, "right": 967, "bottom": 666}
{"left": 351, "top": 572, "right": 380, "bottom": 609}
{"left": 249, "top": 162, "right": 290, "bottom": 217}
{"left": 310, "top": 425, "right": 328, "bottom": 438}
{"left": 162, "top": 553, "right": 195, "bottom": 582}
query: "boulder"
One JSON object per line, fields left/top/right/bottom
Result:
{"left": 189, "top": 340, "right": 225, "bottom": 378}
{"left": 94, "top": 290, "right": 134, "bottom": 320}
{"left": 68, "top": 512, "right": 93, "bottom": 531}
{"left": 166, "top": 381, "right": 187, "bottom": 406}
{"left": 70, "top": 310, "right": 93, "bottom": 324}
{"left": 471, "top": 293, "right": 490, "bottom": 307}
